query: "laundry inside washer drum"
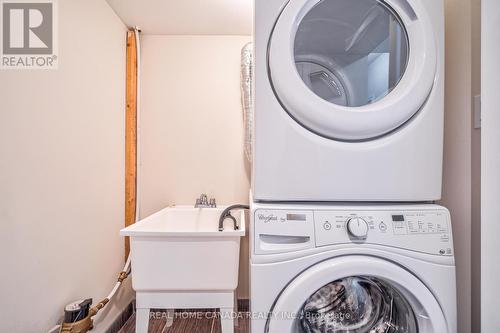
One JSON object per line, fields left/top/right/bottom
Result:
{"left": 299, "top": 276, "right": 418, "bottom": 333}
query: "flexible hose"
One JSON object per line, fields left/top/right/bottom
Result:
{"left": 106, "top": 256, "right": 131, "bottom": 300}
{"left": 97, "top": 24, "right": 140, "bottom": 313}
{"left": 99, "top": 25, "right": 140, "bottom": 310}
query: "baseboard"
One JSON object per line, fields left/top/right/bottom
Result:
{"left": 238, "top": 298, "right": 249, "bottom": 311}
{"left": 104, "top": 301, "right": 135, "bottom": 333}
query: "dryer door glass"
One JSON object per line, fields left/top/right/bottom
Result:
{"left": 269, "top": 0, "right": 437, "bottom": 140}
{"left": 294, "top": 0, "right": 409, "bottom": 107}
{"left": 299, "top": 276, "right": 418, "bottom": 332}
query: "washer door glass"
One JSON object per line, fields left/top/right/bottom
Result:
{"left": 265, "top": 256, "right": 448, "bottom": 333}
{"left": 299, "top": 276, "right": 417, "bottom": 332}
{"left": 294, "top": 0, "right": 409, "bottom": 107}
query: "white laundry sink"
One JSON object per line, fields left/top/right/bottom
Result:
{"left": 120, "top": 206, "right": 246, "bottom": 333}
{"left": 120, "top": 206, "right": 245, "bottom": 292}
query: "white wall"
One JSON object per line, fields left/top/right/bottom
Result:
{"left": 481, "top": 0, "right": 500, "bottom": 331}
{"left": 441, "top": 0, "right": 472, "bottom": 332}
{"left": 0, "top": 1, "right": 132, "bottom": 332}
{"left": 139, "top": 35, "right": 252, "bottom": 297}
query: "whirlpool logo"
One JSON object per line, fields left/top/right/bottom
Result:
{"left": 1, "top": 0, "right": 58, "bottom": 69}
{"left": 257, "top": 214, "right": 278, "bottom": 223}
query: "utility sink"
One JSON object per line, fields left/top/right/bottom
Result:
{"left": 120, "top": 206, "right": 245, "bottom": 291}
{"left": 120, "top": 206, "right": 246, "bottom": 333}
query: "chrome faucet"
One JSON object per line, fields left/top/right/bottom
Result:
{"left": 194, "top": 194, "right": 216, "bottom": 208}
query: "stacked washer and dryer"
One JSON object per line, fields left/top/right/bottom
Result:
{"left": 249, "top": 0, "right": 457, "bottom": 332}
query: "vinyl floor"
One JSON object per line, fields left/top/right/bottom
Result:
{"left": 118, "top": 309, "right": 250, "bottom": 333}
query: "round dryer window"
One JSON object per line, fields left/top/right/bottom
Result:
{"left": 268, "top": 0, "right": 438, "bottom": 141}
{"left": 294, "top": 0, "right": 409, "bottom": 107}
{"left": 265, "top": 257, "right": 449, "bottom": 332}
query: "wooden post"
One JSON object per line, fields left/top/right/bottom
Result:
{"left": 125, "top": 30, "right": 138, "bottom": 259}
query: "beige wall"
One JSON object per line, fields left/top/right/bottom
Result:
{"left": 441, "top": 0, "right": 473, "bottom": 332}
{"left": 0, "top": 1, "right": 132, "bottom": 332}
{"left": 139, "top": 35, "right": 252, "bottom": 297}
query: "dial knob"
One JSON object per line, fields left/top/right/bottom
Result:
{"left": 347, "top": 217, "right": 369, "bottom": 239}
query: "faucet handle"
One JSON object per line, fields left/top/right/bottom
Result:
{"left": 209, "top": 198, "right": 216, "bottom": 208}
{"left": 199, "top": 194, "right": 208, "bottom": 204}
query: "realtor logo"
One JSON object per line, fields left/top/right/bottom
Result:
{"left": 1, "top": 0, "right": 58, "bottom": 69}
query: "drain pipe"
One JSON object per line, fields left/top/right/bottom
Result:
{"left": 134, "top": 26, "right": 142, "bottom": 222}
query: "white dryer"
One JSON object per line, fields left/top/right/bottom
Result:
{"left": 253, "top": 0, "right": 445, "bottom": 201}
{"left": 250, "top": 202, "right": 457, "bottom": 332}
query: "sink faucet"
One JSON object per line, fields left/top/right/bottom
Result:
{"left": 218, "top": 204, "right": 249, "bottom": 231}
{"left": 194, "top": 194, "right": 216, "bottom": 208}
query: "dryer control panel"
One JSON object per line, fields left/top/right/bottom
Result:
{"left": 253, "top": 208, "right": 453, "bottom": 256}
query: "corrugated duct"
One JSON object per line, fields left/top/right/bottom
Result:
{"left": 240, "top": 42, "right": 254, "bottom": 163}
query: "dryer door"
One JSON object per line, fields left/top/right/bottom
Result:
{"left": 268, "top": 0, "right": 437, "bottom": 141}
{"left": 266, "top": 256, "right": 448, "bottom": 332}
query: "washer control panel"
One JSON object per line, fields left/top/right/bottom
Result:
{"left": 314, "top": 210, "right": 453, "bottom": 256}
{"left": 253, "top": 208, "right": 453, "bottom": 256}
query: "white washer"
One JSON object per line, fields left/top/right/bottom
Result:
{"left": 250, "top": 202, "right": 457, "bottom": 332}
{"left": 253, "top": 0, "right": 445, "bottom": 201}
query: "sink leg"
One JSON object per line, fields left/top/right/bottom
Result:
{"left": 166, "top": 309, "right": 175, "bottom": 328}
{"left": 234, "top": 293, "right": 239, "bottom": 327}
{"left": 220, "top": 308, "right": 234, "bottom": 333}
{"left": 136, "top": 308, "right": 150, "bottom": 333}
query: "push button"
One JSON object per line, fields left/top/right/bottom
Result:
{"left": 379, "top": 222, "right": 387, "bottom": 232}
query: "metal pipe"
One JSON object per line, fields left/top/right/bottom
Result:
{"left": 134, "top": 26, "right": 142, "bottom": 223}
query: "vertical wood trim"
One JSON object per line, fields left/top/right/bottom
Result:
{"left": 125, "top": 30, "right": 138, "bottom": 259}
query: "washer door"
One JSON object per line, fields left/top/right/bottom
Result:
{"left": 266, "top": 256, "right": 448, "bottom": 332}
{"left": 269, "top": 0, "right": 437, "bottom": 141}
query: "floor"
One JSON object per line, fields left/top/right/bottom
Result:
{"left": 118, "top": 309, "right": 249, "bottom": 333}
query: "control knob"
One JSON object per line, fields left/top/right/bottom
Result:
{"left": 347, "top": 217, "right": 369, "bottom": 239}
